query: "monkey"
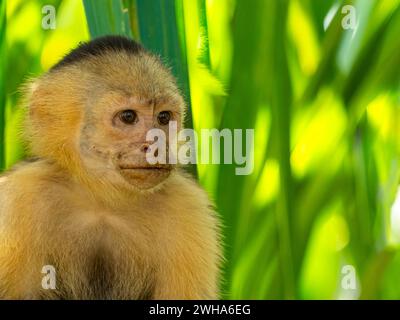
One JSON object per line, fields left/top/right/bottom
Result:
{"left": 0, "top": 35, "right": 221, "bottom": 299}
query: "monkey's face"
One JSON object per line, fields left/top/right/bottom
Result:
{"left": 80, "top": 91, "right": 183, "bottom": 191}
{"left": 26, "top": 38, "right": 187, "bottom": 191}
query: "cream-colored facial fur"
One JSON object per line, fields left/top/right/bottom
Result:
{"left": 0, "top": 39, "right": 221, "bottom": 299}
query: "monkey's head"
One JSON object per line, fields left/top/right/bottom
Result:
{"left": 26, "top": 36, "right": 185, "bottom": 191}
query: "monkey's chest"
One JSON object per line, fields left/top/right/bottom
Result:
{"left": 81, "top": 246, "right": 121, "bottom": 299}
{"left": 49, "top": 221, "right": 156, "bottom": 300}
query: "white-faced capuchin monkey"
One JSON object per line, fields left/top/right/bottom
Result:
{"left": 0, "top": 36, "right": 221, "bottom": 299}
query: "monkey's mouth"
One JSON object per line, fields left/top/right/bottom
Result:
{"left": 118, "top": 164, "right": 172, "bottom": 189}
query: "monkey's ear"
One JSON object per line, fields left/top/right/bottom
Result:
{"left": 26, "top": 79, "right": 58, "bottom": 123}
{"left": 24, "top": 80, "right": 40, "bottom": 116}
{"left": 23, "top": 74, "right": 83, "bottom": 170}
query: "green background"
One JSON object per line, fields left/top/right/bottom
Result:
{"left": 1, "top": 0, "right": 400, "bottom": 299}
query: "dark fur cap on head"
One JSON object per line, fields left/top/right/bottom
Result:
{"left": 51, "top": 35, "right": 145, "bottom": 71}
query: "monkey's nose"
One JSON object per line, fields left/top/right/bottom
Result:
{"left": 141, "top": 143, "right": 150, "bottom": 153}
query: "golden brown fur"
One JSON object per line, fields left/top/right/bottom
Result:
{"left": 0, "top": 37, "right": 221, "bottom": 299}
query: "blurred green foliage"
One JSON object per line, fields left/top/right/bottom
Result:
{"left": 0, "top": 0, "right": 6, "bottom": 170}
{"left": 1, "top": 0, "right": 400, "bottom": 299}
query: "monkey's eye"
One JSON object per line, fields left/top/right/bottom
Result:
{"left": 119, "top": 110, "right": 137, "bottom": 124}
{"left": 157, "top": 111, "right": 172, "bottom": 126}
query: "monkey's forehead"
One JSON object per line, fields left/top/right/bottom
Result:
{"left": 87, "top": 55, "right": 180, "bottom": 101}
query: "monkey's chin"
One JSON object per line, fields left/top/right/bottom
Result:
{"left": 119, "top": 168, "right": 172, "bottom": 190}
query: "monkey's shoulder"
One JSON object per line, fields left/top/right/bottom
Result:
{"left": 2, "top": 158, "right": 67, "bottom": 186}
{"left": 0, "top": 160, "right": 71, "bottom": 213}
